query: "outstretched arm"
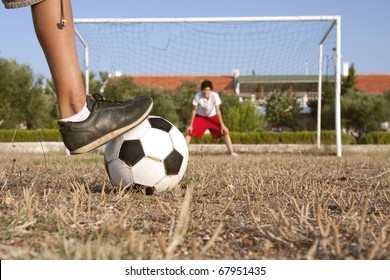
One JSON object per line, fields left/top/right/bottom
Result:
{"left": 186, "top": 105, "right": 197, "bottom": 134}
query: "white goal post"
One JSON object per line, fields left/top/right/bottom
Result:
{"left": 74, "top": 16, "right": 342, "bottom": 156}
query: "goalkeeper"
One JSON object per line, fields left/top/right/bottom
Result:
{"left": 186, "top": 80, "right": 238, "bottom": 157}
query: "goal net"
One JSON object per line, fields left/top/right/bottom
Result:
{"left": 74, "top": 16, "right": 342, "bottom": 155}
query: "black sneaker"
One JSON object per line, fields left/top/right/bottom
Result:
{"left": 58, "top": 93, "right": 153, "bottom": 154}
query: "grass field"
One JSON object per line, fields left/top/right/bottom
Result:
{"left": 0, "top": 150, "right": 389, "bottom": 260}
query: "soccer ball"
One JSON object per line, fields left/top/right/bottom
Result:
{"left": 104, "top": 116, "right": 189, "bottom": 193}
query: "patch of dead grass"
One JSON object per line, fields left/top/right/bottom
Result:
{"left": 0, "top": 152, "right": 389, "bottom": 259}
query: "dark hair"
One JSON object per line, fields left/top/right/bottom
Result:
{"left": 200, "top": 80, "right": 213, "bottom": 90}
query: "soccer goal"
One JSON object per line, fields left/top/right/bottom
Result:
{"left": 74, "top": 16, "right": 342, "bottom": 156}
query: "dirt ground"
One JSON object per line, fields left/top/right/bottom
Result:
{"left": 0, "top": 151, "right": 389, "bottom": 260}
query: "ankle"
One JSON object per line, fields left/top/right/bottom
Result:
{"left": 60, "top": 102, "right": 90, "bottom": 122}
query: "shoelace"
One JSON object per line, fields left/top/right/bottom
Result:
{"left": 91, "top": 93, "right": 126, "bottom": 106}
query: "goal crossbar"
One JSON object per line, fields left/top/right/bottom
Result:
{"left": 74, "top": 16, "right": 340, "bottom": 24}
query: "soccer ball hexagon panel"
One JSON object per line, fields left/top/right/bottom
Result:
{"left": 104, "top": 116, "right": 189, "bottom": 192}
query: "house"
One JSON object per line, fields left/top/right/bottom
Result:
{"left": 127, "top": 74, "right": 390, "bottom": 97}
{"left": 235, "top": 75, "right": 334, "bottom": 105}
{"left": 355, "top": 74, "right": 390, "bottom": 94}
{"left": 130, "top": 75, "right": 235, "bottom": 93}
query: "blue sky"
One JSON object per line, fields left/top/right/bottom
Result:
{"left": 1, "top": 0, "right": 389, "bottom": 79}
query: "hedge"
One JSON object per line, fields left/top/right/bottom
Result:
{"left": 189, "top": 130, "right": 350, "bottom": 144}
{"left": 0, "top": 129, "right": 62, "bottom": 142}
{"left": 0, "top": 129, "right": 388, "bottom": 144}
{"left": 361, "top": 131, "right": 390, "bottom": 144}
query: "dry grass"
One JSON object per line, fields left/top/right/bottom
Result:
{"left": 0, "top": 150, "right": 389, "bottom": 260}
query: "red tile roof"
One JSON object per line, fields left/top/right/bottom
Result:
{"left": 130, "top": 75, "right": 235, "bottom": 93}
{"left": 355, "top": 74, "right": 390, "bottom": 94}
{"left": 128, "top": 74, "right": 390, "bottom": 95}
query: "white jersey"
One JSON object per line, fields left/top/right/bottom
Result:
{"left": 192, "top": 91, "right": 221, "bottom": 117}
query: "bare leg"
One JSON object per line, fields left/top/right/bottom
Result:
{"left": 185, "top": 135, "right": 191, "bottom": 145}
{"left": 31, "top": 0, "right": 85, "bottom": 118}
{"left": 223, "top": 133, "right": 235, "bottom": 154}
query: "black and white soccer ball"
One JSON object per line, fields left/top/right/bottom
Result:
{"left": 104, "top": 116, "right": 189, "bottom": 193}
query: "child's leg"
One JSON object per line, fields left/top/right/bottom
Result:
{"left": 31, "top": 0, "right": 153, "bottom": 154}
{"left": 185, "top": 135, "right": 192, "bottom": 145}
{"left": 31, "top": 0, "right": 85, "bottom": 118}
{"left": 223, "top": 132, "right": 234, "bottom": 154}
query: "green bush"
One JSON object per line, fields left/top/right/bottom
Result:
{"left": 278, "top": 131, "right": 315, "bottom": 144}
{"left": 0, "top": 129, "right": 62, "bottom": 142}
{"left": 318, "top": 130, "right": 350, "bottom": 145}
{"left": 0, "top": 129, "right": 357, "bottom": 145}
{"left": 361, "top": 131, "right": 390, "bottom": 144}
{"left": 188, "top": 130, "right": 350, "bottom": 145}
{"left": 190, "top": 134, "right": 223, "bottom": 144}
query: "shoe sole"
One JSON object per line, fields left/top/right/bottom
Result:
{"left": 70, "top": 102, "right": 153, "bottom": 155}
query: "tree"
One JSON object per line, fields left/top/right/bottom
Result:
{"left": 308, "top": 82, "right": 336, "bottom": 130}
{"left": 307, "top": 62, "right": 390, "bottom": 137}
{"left": 265, "top": 90, "right": 301, "bottom": 130}
{"left": 222, "top": 98, "right": 265, "bottom": 132}
{"left": 102, "top": 76, "right": 180, "bottom": 127}
{"left": 173, "top": 80, "right": 199, "bottom": 130}
{"left": 341, "top": 89, "right": 390, "bottom": 136}
{"left": 341, "top": 63, "right": 357, "bottom": 95}
{"left": 82, "top": 71, "right": 108, "bottom": 95}
{"left": 24, "top": 78, "right": 55, "bottom": 129}
{"left": 144, "top": 87, "right": 179, "bottom": 125}
{"left": 0, "top": 58, "right": 55, "bottom": 129}
{"left": 309, "top": 63, "right": 358, "bottom": 131}
{"left": 101, "top": 76, "right": 142, "bottom": 100}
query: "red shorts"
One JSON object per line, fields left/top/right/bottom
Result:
{"left": 188, "top": 114, "right": 223, "bottom": 139}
